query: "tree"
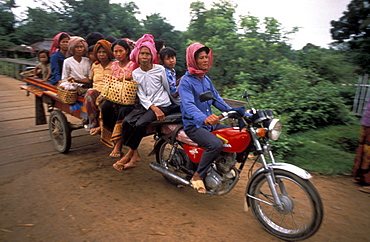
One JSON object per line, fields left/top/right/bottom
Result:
{"left": 57, "top": 0, "right": 111, "bottom": 35}
{"left": 0, "top": 0, "right": 17, "bottom": 52}
{"left": 330, "top": 0, "right": 370, "bottom": 73}
{"left": 143, "top": 13, "right": 187, "bottom": 76}
{"left": 13, "top": 0, "right": 144, "bottom": 42}
{"left": 296, "top": 46, "right": 357, "bottom": 84}
{"left": 107, "top": 2, "right": 143, "bottom": 39}
{"left": 14, "top": 7, "right": 63, "bottom": 45}
{"left": 237, "top": 14, "right": 297, "bottom": 91}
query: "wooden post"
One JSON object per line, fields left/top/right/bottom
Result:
{"left": 352, "top": 76, "right": 362, "bottom": 114}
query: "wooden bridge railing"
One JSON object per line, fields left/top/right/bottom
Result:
{"left": 0, "top": 58, "right": 37, "bottom": 80}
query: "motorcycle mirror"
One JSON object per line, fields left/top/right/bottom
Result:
{"left": 242, "top": 90, "right": 247, "bottom": 99}
{"left": 243, "top": 89, "right": 252, "bottom": 108}
{"left": 199, "top": 91, "right": 214, "bottom": 102}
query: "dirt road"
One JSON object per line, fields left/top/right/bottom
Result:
{"left": 0, "top": 75, "right": 369, "bottom": 241}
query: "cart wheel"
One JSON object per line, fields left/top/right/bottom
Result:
{"left": 48, "top": 110, "right": 71, "bottom": 153}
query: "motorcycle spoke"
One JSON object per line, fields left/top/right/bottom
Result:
{"left": 250, "top": 171, "right": 321, "bottom": 238}
{"left": 259, "top": 191, "right": 274, "bottom": 203}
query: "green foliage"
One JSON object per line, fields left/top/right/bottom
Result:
{"left": 293, "top": 122, "right": 360, "bottom": 153}
{"left": 0, "top": 0, "right": 16, "bottom": 51}
{"left": 225, "top": 59, "right": 355, "bottom": 134}
{"left": 330, "top": 0, "right": 370, "bottom": 73}
{"left": 296, "top": 47, "right": 357, "bottom": 83}
{"left": 285, "top": 139, "right": 354, "bottom": 175}
{"left": 14, "top": 7, "right": 63, "bottom": 45}
{"left": 282, "top": 123, "right": 360, "bottom": 175}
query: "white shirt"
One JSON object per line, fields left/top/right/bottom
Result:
{"left": 61, "top": 56, "right": 90, "bottom": 81}
{"left": 133, "top": 64, "right": 172, "bottom": 110}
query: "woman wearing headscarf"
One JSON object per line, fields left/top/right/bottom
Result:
{"left": 178, "top": 42, "right": 232, "bottom": 193}
{"left": 85, "top": 39, "right": 114, "bottom": 136}
{"left": 112, "top": 34, "right": 177, "bottom": 171}
{"left": 99, "top": 39, "right": 136, "bottom": 158}
{"left": 49, "top": 32, "right": 70, "bottom": 85}
{"left": 61, "top": 36, "right": 90, "bottom": 86}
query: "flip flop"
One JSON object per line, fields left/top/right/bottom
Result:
{"left": 109, "top": 151, "right": 123, "bottom": 158}
{"left": 359, "top": 186, "right": 370, "bottom": 194}
{"left": 123, "top": 161, "right": 139, "bottom": 170}
{"left": 190, "top": 179, "right": 206, "bottom": 194}
{"left": 113, "top": 161, "right": 125, "bottom": 172}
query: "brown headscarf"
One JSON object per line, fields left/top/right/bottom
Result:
{"left": 186, "top": 42, "right": 213, "bottom": 78}
{"left": 93, "top": 39, "right": 114, "bottom": 63}
{"left": 66, "top": 36, "right": 88, "bottom": 57}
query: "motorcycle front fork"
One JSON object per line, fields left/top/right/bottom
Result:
{"left": 251, "top": 130, "right": 285, "bottom": 210}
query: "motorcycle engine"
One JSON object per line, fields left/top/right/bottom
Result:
{"left": 204, "top": 153, "right": 237, "bottom": 191}
{"left": 215, "top": 153, "right": 237, "bottom": 174}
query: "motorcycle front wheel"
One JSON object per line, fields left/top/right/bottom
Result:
{"left": 247, "top": 170, "right": 323, "bottom": 241}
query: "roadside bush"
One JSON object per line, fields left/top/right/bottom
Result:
{"left": 280, "top": 123, "right": 360, "bottom": 175}
{"left": 239, "top": 61, "right": 354, "bottom": 134}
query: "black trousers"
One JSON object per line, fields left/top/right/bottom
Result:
{"left": 185, "top": 124, "right": 229, "bottom": 178}
{"left": 123, "top": 105, "right": 171, "bottom": 150}
{"left": 100, "top": 100, "right": 134, "bottom": 131}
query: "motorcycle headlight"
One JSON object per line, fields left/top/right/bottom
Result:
{"left": 267, "top": 119, "right": 282, "bottom": 140}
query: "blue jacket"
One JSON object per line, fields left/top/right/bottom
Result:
{"left": 49, "top": 51, "right": 66, "bottom": 85}
{"left": 178, "top": 71, "right": 231, "bottom": 131}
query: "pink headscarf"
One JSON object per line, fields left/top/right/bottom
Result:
{"left": 186, "top": 42, "right": 213, "bottom": 78}
{"left": 129, "top": 34, "right": 158, "bottom": 69}
{"left": 49, "top": 32, "right": 70, "bottom": 56}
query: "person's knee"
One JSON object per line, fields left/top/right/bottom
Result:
{"left": 133, "top": 119, "right": 150, "bottom": 132}
{"left": 207, "top": 139, "right": 223, "bottom": 153}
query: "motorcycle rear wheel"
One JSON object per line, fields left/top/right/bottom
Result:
{"left": 247, "top": 170, "right": 323, "bottom": 241}
{"left": 155, "top": 140, "right": 192, "bottom": 185}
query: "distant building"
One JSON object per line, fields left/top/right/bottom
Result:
{"left": 5, "top": 44, "right": 33, "bottom": 59}
{"left": 4, "top": 38, "right": 53, "bottom": 59}
{"left": 30, "top": 38, "right": 53, "bottom": 52}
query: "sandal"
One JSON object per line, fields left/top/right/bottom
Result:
{"left": 113, "top": 161, "right": 125, "bottom": 172}
{"left": 359, "top": 186, "right": 370, "bottom": 194}
{"left": 123, "top": 161, "right": 139, "bottom": 170}
{"left": 109, "top": 151, "right": 123, "bottom": 158}
{"left": 190, "top": 179, "right": 206, "bottom": 194}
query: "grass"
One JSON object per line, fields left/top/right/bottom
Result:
{"left": 284, "top": 121, "right": 361, "bottom": 175}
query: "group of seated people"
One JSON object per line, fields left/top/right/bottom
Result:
{"left": 33, "top": 31, "right": 235, "bottom": 194}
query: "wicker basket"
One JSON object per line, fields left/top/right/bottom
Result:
{"left": 57, "top": 88, "right": 77, "bottom": 104}
{"left": 101, "top": 74, "right": 138, "bottom": 105}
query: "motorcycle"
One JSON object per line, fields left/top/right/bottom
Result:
{"left": 147, "top": 90, "right": 323, "bottom": 241}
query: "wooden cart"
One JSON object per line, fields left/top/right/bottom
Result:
{"left": 20, "top": 76, "right": 87, "bottom": 153}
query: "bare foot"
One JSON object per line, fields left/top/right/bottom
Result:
{"left": 116, "top": 149, "right": 135, "bottom": 164}
{"left": 109, "top": 151, "right": 122, "bottom": 158}
{"left": 90, "top": 127, "right": 101, "bottom": 136}
{"left": 123, "top": 160, "right": 139, "bottom": 169}
{"left": 124, "top": 150, "right": 141, "bottom": 169}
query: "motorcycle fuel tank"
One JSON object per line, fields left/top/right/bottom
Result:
{"left": 183, "top": 128, "right": 251, "bottom": 163}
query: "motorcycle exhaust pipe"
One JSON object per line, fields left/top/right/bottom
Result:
{"left": 149, "top": 162, "right": 191, "bottom": 187}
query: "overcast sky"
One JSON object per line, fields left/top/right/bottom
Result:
{"left": 14, "top": 0, "right": 351, "bottom": 49}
